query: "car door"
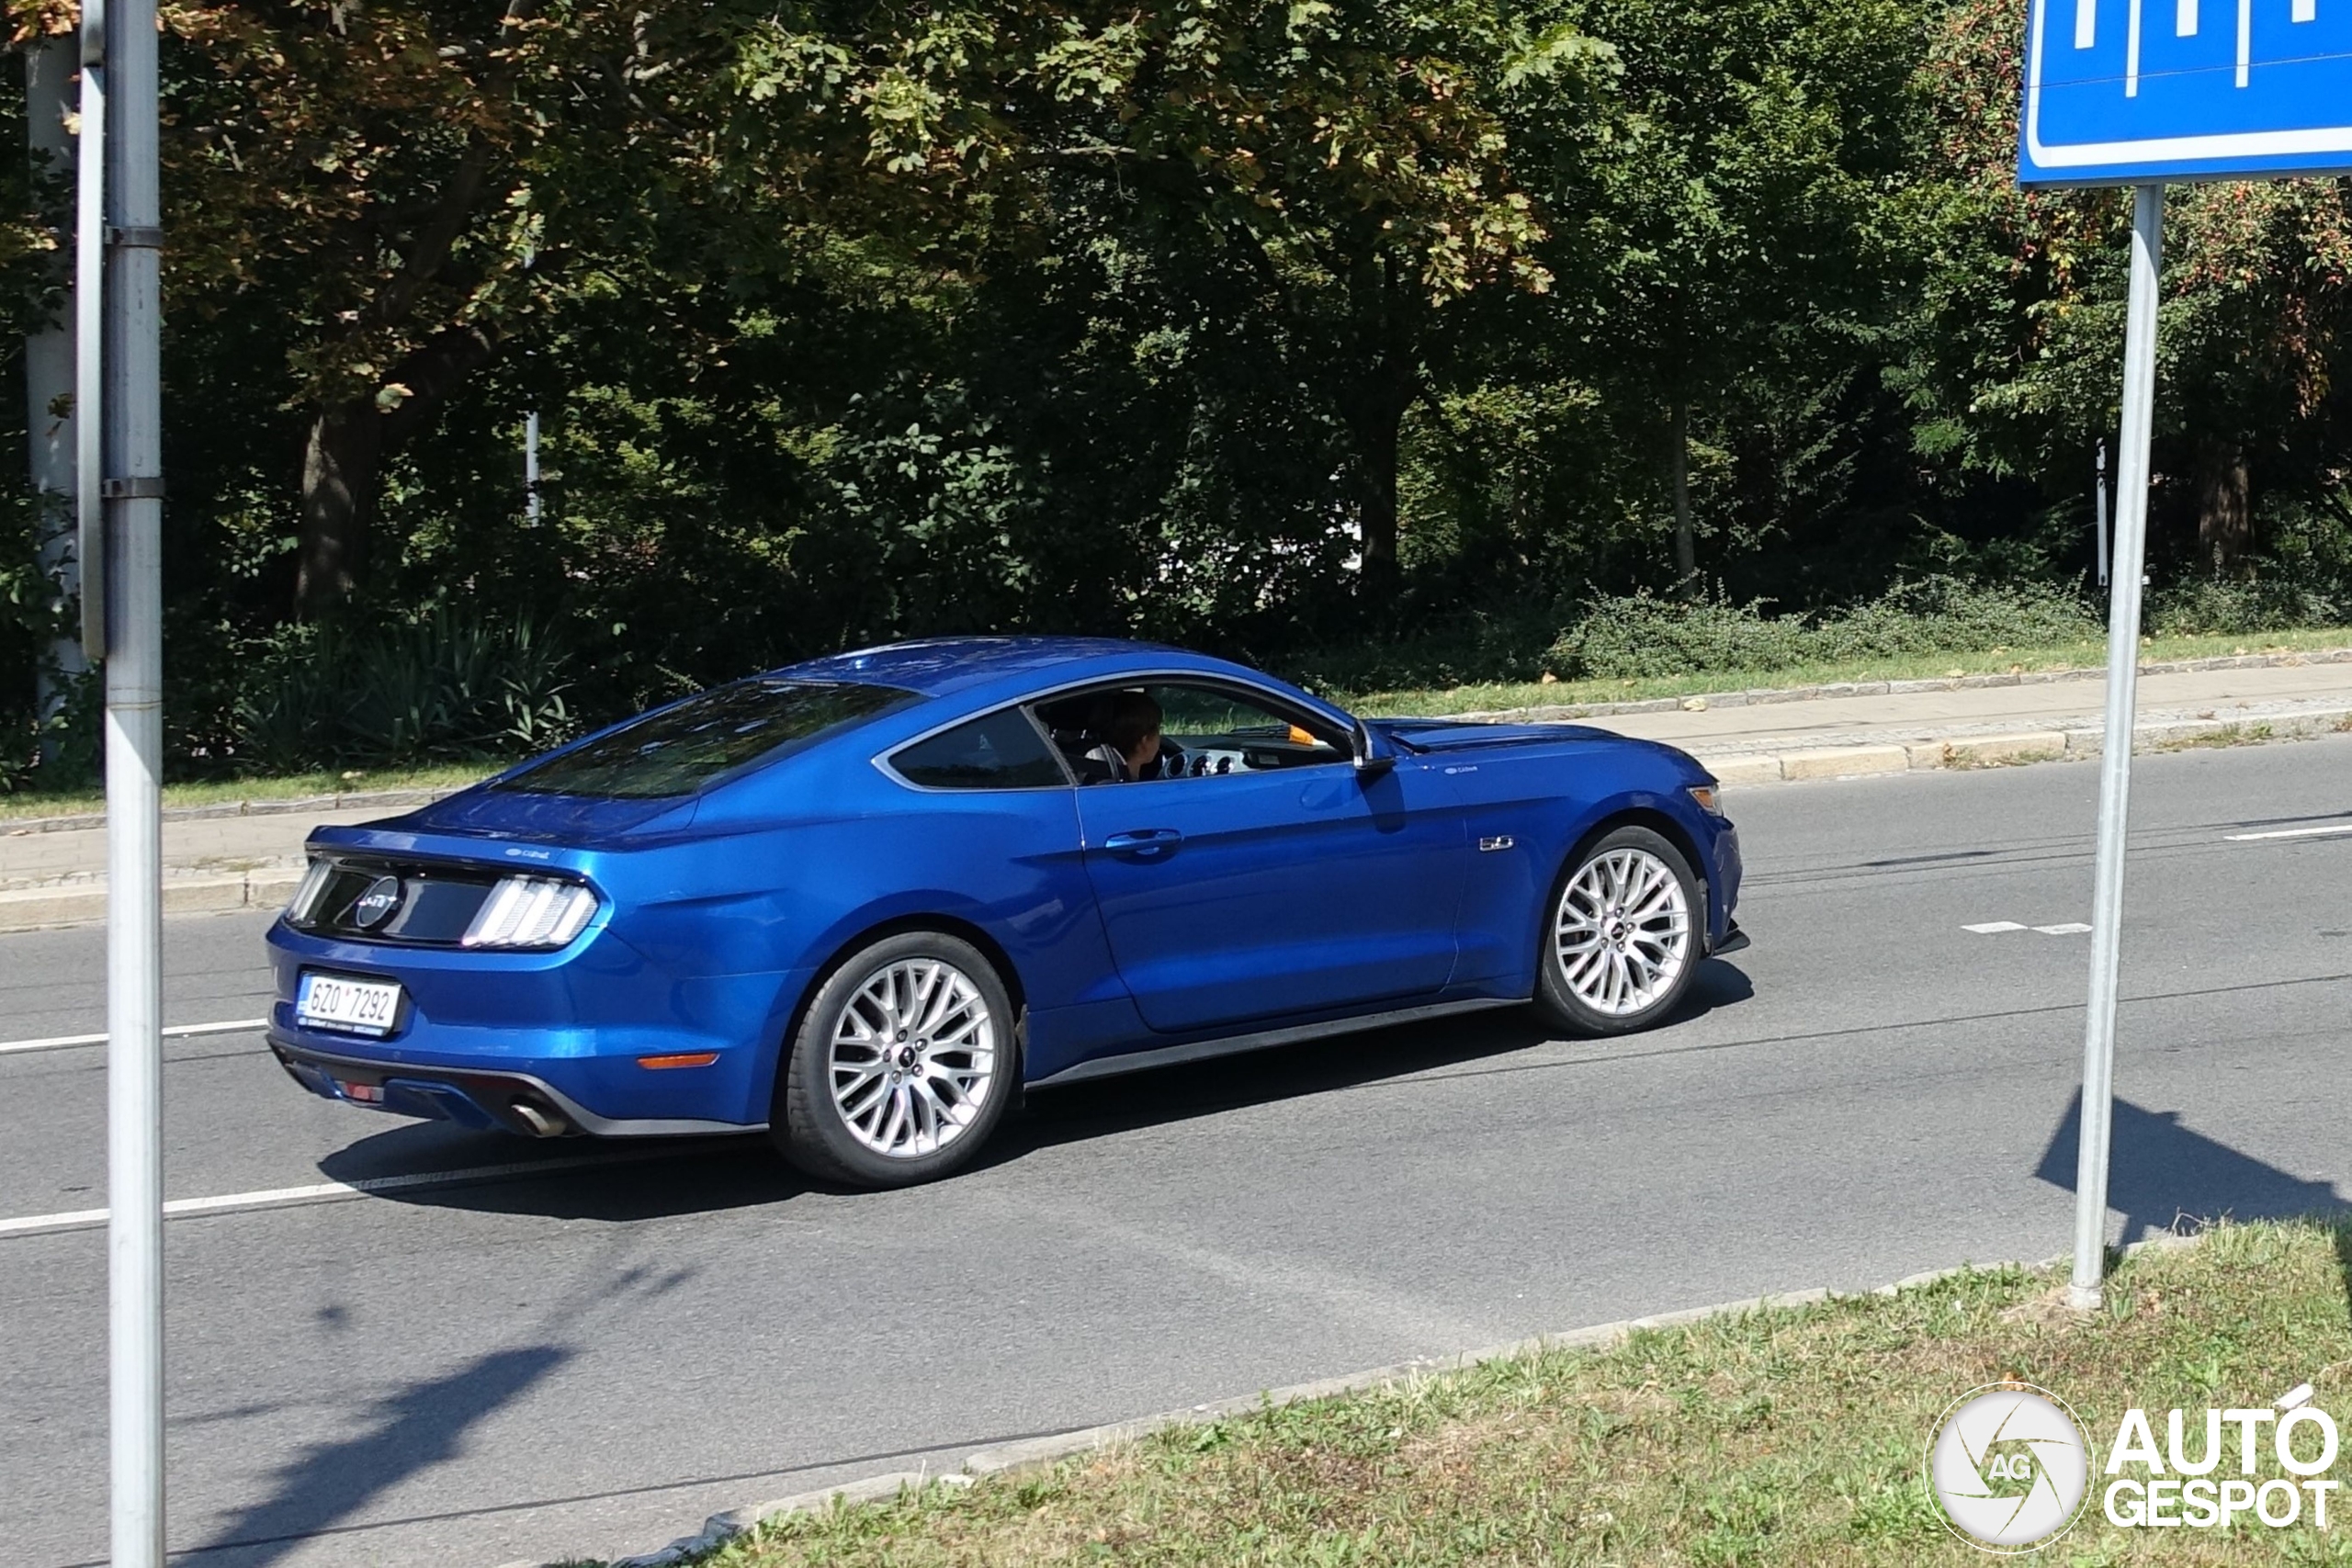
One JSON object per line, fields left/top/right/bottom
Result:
{"left": 1064, "top": 680, "right": 1467, "bottom": 1034}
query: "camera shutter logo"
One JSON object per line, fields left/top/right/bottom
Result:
{"left": 1928, "top": 1383, "right": 2091, "bottom": 1552}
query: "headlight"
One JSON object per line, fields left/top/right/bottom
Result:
{"left": 462, "top": 875, "right": 600, "bottom": 949}
{"left": 285, "top": 857, "right": 334, "bottom": 922}
{"left": 1687, "top": 784, "right": 1724, "bottom": 817}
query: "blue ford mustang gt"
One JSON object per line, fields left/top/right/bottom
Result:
{"left": 266, "top": 637, "right": 1745, "bottom": 1187}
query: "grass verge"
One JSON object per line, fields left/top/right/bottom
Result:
{"left": 1340, "top": 627, "right": 2352, "bottom": 718}
{"left": 0, "top": 761, "right": 491, "bottom": 824}
{"left": 667, "top": 1220, "right": 2352, "bottom": 1567}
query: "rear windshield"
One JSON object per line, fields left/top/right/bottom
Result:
{"left": 496, "top": 679, "right": 917, "bottom": 798}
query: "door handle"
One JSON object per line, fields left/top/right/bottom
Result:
{"left": 1102, "top": 828, "right": 1183, "bottom": 858}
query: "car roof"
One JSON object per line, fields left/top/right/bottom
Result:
{"left": 775, "top": 636, "right": 1249, "bottom": 700}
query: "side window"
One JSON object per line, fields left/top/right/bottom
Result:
{"left": 1035, "top": 682, "right": 1345, "bottom": 784}
{"left": 890, "top": 709, "right": 1068, "bottom": 790}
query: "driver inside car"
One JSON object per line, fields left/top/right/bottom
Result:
{"left": 1087, "top": 690, "right": 1185, "bottom": 782}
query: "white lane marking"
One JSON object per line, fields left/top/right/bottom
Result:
{"left": 1963, "top": 921, "right": 2028, "bottom": 934}
{"left": 2224, "top": 823, "right": 2352, "bottom": 842}
{"left": 0, "top": 1017, "right": 268, "bottom": 1057}
{"left": 2034, "top": 923, "right": 2094, "bottom": 935}
{"left": 0, "top": 1151, "right": 650, "bottom": 1239}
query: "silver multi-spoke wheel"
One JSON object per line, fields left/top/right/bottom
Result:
{"left": 1554, "top": 846, "right": 1691, "bottom": 1018}
{"left": 828, "top": 959, "right": 998, "bottom": 1159}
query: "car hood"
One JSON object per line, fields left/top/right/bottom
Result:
{"left": 1374, "top": 718, "right": 1617, "bottom": 750}
{"left": 1374, "top": 718, "right": 1708, "bottom": 774}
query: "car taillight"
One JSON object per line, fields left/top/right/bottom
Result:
{"left": 285, "top": 857, "right": 334, "bottom": 923}
{"left": 461, "top": 876, "right": 599, "bottom": 950}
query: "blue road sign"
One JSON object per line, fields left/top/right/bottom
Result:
{"left": 2021, "top": 0, "right": 2352, "bottom": 184}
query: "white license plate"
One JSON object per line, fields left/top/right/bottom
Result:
{"left": 296, "top": 973, "right": 404, "bottom": 1037}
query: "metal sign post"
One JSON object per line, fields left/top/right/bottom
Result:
{"left": 82, "top": 0, "right": 169, "bottom": 1558}
{"left": 2020, "top": 0, "right": 2352, "bottom": 1304}
{"left": 2068, "top": 185, "right": 2161, "bottom": 1311}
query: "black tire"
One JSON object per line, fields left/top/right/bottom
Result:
{"left": 774, "top": 930, "right": 1019, "bottom": 1189}
{"left": 1531, "top": 825, "right": 1703, "bottom": 1037}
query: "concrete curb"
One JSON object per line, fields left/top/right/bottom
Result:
{"left": 1, "top": 784, "right": 460, "bottom": 838}
{"left": 546, "top": 1232, "right": 2218, "bottom": 1568}
{"left": 1448, "top": 646, "right": 2352, "bottom": 724}
{"left": 0, "top": 864, "right": 306, "bottom": 933}
{"left": 563, "top": 1291, "right": 1840, "bottom": 1568}
{"left": 1687, "top": 704, "right": 2352, "bottom": 786}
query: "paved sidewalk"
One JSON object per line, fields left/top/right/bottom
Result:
{"left": 1584, "top": 657, "right": 2352, "bottom": 783}
{"left": 0, "top": 800, "right": 433, "bottom": 933}
{"left": 4, "top": 651, "right": 2349, "bottom": 932}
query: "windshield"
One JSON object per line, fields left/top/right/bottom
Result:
{"left": 496, "top": 679, "right": 918, "bottom": 799}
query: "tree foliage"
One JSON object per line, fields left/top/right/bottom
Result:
{"left": 10, "top": 0, "right": 2352, "bottom": 784}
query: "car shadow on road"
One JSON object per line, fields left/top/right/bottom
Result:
{"left": 317, "top": 1125, "right": 800, "bottom": 1220}
{"left": 993, "top": 960, "right": 1756, "bottom": 1166}
{"left": 327, "top": 960, "right": 1753, "bottom": 1221}
{"left": 2034, "top": 1089, "right": 2348, "bottom": 1243}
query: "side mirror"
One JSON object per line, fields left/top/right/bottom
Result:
{"left": 1351, "top": 717, "right": 1396, "bottom": 780}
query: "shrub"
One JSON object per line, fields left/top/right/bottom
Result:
{"left": 230, "top": 609, "right": 576, "bottom": 773}
{"left": 1545, "top": 579, "right": 2103, "bottom": 682}
{"left": 2145, "top": 577, "right": 2346, "bottom": 637}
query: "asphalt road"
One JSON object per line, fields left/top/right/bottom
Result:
{"left": 6, "top": 737, "right": 2352, "bottom": 1567}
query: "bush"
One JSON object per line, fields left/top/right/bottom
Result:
{"left": 1546, "top": 579, "right": 2103, "bottom": 682}
{"left": 2145, "top": 576, "right": 2347, "bottom": 637}
{"left": 229, "top": 609, "right": 577, "bottom": 774}
{"left": 1281, "top": 602, "right": 1569, "bottom": 694}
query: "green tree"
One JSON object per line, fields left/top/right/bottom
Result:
{"left": 1544, "top": 0, "right": 1924, "bottom": 583}
{"left": 1894, "top": 0, "right": 2352, "bottom": 574}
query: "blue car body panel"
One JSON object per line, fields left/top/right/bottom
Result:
{"left": 265, "top": 637, "right": 1743, "bottom": 1134}
{"left": 1072, "top": 761, "right": 1466, "bottom": 1034}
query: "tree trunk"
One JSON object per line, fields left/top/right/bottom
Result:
{"left": 1356, "top": 395, "right": 1402, "bottom": 592}
{"left": 2195, "top": 438, "right": 2253, "bottom": 575}
{"left": 296, "top": 403, "right": 383, "bottom": 615}
{"left": 1672, "top": 400, "right": 1695, "bottom": 588}
{"left": 293, "top": 325, "right": 498, "bottom": 615}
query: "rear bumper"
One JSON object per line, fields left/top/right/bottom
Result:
{"left": 269, "top": 1039, "right": 765, "bottom": 1138}
{"left": 264, "top": 918, "right": 806, "bottom": 1131}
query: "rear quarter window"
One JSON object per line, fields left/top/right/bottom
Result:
{"left": 890, "top": 709, "right": 1068, "bottom": 790}
{"left": 498, "top": 680, "right": 917, "bottom": 798}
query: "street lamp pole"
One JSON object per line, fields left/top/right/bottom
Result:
{"left": 85, "top": 0, "right": 169, "bottom": 1559}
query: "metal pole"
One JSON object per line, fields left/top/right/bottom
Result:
{"left": 525, "top": 410, "right": 540, "bottom": 523}
{"left": 102, "top": 0, "right": 166, "bottom": 1557}
{"left": 2095, "top": 438, "right": 2109, "bottom": 592}
{"left": 27, "top": 36, "right": 82, "bottom": 746}
{"left": 75, "top": 17, "right": 104, "bottom": 662}
{"left": 2070, "top": 182, "right": 2163, "bottom": 1312}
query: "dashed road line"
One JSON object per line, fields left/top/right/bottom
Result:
{"left": 1962, "top": 921, "right": 2028, "bottom": 934}
{"left": 2032, "top": 922, "right": 2094, "bottom": 935}
{"left": 0, "top": 1147, "right": 708, "bottom": 1240}
{"left": 1963, "top": 920, "right": 2090, "bottom": 936}
{"left": 2224, "top": 822, "right": 2352, "bottom": 842}
{"left": 0, "top": 1017, "right": 268, "bottom": 1057}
